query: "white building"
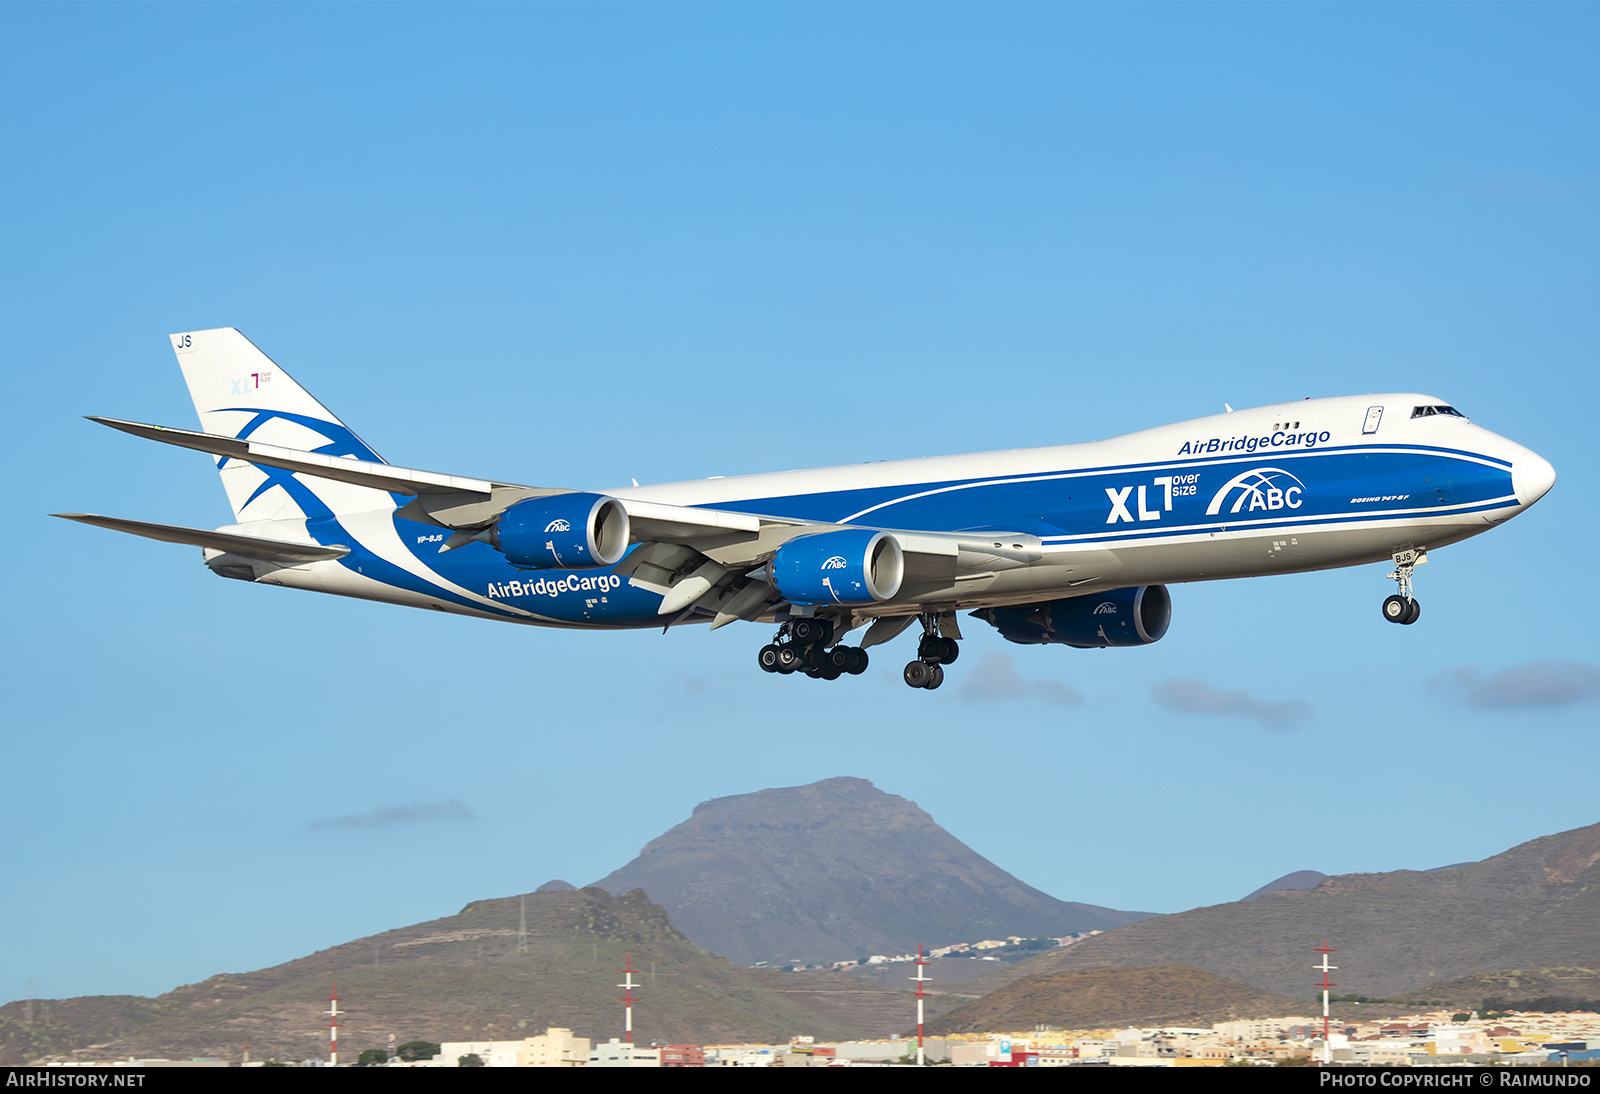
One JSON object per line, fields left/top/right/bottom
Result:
{"left": 588, "top": 1038, "right": 660, "bottom": 1067}
{"left": 426, "top": 1027, "right": 592, "bottom": 1067}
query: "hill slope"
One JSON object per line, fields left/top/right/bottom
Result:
{"left": 591, "top": 777, "right": 1148, "bottom": 967}
{"left": 950, "top": 820, "right": 1600, "bottom": 1000}
{"left": 0, "top": 887, "right": 940, "bottom": 1066}
{"left": 927, "top": 965, "right": 1302, "bottom": 1034}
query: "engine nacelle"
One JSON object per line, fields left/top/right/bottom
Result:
{"left": 491, "top": 493, "right": 630, "bottom": 569}
{"left": 770, "top": 529, "right": 904, "bottom": 606}
{"left": 975, "top": 585, "right": 1172, "bottom": 648}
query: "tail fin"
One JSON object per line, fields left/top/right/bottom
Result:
{"left": 171, "top": 328, "right": 391, "bottom": 523}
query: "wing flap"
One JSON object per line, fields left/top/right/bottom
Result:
{"left": 54, "top": 513, "right": 351, "bottom": 563}
{"left": 620, "top": 498, "right": 767, "bottom": 542}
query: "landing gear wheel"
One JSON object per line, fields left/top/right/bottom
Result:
{"left": 791, "top": 619, "right": 832, "bottom": 645}
{"left": 819, "top": 662, "right": 844, "bottom": 681}
{"left": 776, "top": 646, "right": 801, "bottom": 672}
{"left": 758, "top": 644, "right": 781, "bottom": 672}
{"left": 924, "top": 664, "right": 945, "bottom": 690}
{"left": 1384, "top": 548, "right": 1428, "bottom": 627}
{"left": 846, "top": 648, "right": 868, "bottom": 675}
{"left": 918, "top": 635, "right": 959, "bottom": 664}
{"left": 903, "top": 661, "right": 931, "bottom": 688}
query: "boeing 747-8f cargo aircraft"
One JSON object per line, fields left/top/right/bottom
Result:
{"left": 58, "top": 329, "right": 1556, "bottom": 690}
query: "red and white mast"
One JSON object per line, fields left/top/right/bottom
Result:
{"left": 1314, "top": 941, "right": 1338, "bottom": 1063}
{"left": 327, "top": 980, "right": 341, "bottom": 1067}
{"left": 910, "top": 944, "right": 931, "bottom": 1066}
{"left": 618, "top": 953, "right": 639, "bottom": 1046}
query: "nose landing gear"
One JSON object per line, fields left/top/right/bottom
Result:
{"left": 1382, "top": 548, "right": 1426, "bottom": 625}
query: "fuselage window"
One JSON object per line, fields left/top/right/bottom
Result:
{"left": 1411, "top": 404, "right": 1467, "bottom": 420}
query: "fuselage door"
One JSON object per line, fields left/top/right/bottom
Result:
{"left": 1362, "top": 406, "right": 1384, "bottom": 434}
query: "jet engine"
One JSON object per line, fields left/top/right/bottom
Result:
{"left": 770, "top": 529, "right": 904, "bottom": 606}
{"left": 490, "top": 493, "right": 630, "bottom": 569}
{"left": 974, "top": 585, "right": 1171, "bottom": 648}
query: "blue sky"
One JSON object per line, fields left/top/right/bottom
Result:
{"left": 3, "top": 5, "right": 1597, "bottom": 1002}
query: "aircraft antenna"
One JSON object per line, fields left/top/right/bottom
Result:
{"left": 911, "top": 944, "right": 931, "bottom": 1066}
{"left": 1313, "top": 941, "right": 1338, "bottom": 1063}
{"left": 618, "top": 952, "right": 639, "bottom": 1046}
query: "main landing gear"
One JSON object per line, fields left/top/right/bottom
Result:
{"left": 903, "top": 612, "right": 960, "bottom": 690}
{"left": 1382, "top": 548, "right": 1426, "bottom": 626}
{"left": 756, "top": 618, "right": 870, "bottom": 682}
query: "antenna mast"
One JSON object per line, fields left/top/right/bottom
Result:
{"left": 910, "top": 944, "right": 931, "bottom": 1066}
{"left": 618, "top": 952, "right": 639, "bottom": 1046}
{"left": 327, "top": 980, "right": 342, "bottom": 1067}
{"left": 1314, "top": 941, "right": 1338, "bottom": 1063}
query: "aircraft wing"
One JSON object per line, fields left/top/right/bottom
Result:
{"left": 52, "top": 513, "right": 351, "bottom": 564}
{"left": 87, "top": 416, "right": 807, "bottom": 548}
{"left": 89, "top": 416, "right": 520, "bottom": 498}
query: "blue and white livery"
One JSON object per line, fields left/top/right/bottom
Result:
{"left": 58, "top": 328, "right": 1556, "bottom": 690}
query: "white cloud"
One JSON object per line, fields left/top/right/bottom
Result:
{"left": 960, "top": 653, "right": 1083, "bottom": 706}
{"left": 310, "top": 798, "right": 476, "bottom": 832}
{"left": 1151, "top": 677, "right": 1309, "bottom": 729}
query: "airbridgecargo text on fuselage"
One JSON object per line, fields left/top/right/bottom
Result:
{"left": 1177, "top": 429, "right": 1333, "bottom": 456}
{"left": 487, "top": 574, "right": 623, "bottom": 599}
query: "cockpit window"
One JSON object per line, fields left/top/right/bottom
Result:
{"left": 1411, "top": 405, "right": 1467, "bottom": 420}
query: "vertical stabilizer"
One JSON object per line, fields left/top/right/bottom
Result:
{"left": 170, "top": 328, "right": 393, "bottom": 523}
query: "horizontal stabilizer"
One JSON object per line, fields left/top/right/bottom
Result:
{"left": 53, "top": 513, "right": 351, "bottom": 564}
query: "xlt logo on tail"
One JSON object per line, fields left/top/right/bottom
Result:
{"left": 1205, "top": 468, "right": 1306, "bottom": 515}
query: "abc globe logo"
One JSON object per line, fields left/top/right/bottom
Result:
{"left": 1205, "top": 467, "right": 1307, "bottom": 516}
{"left": 544, "top": 519, "right": 572, "bottom": 533}
{"left": 821, "top": 555, "right": 849, "bottom": 570}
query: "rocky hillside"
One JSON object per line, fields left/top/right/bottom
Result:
{"left": 591, "top": 776, "right": 1148, "bottom": 967}
{"left": 940, "top": 820, "right": 1600, "bottom": 1000}
{"left": 0, "top": 887, "right": 944, "bottom": 1066}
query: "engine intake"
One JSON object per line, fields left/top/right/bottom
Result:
{"left": 975, "top": 585, "right": 1171, "bottom": 648}
{"left": 771, "top": 529, "right": 904, "bottom": 606}
{"left": 491, "top": 493, "right": 630, "bottom": 569}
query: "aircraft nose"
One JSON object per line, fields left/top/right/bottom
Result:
{"left": 1512, "top": 448, "right": 1556, "bottom": 507}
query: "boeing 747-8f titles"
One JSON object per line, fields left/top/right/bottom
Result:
{"left": 58, "top": 329, "right": 1556, "bottom": 690}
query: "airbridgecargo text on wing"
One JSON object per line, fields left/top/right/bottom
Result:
{"left": 1178, "top": 429, "right": 1332, "bottom": 456}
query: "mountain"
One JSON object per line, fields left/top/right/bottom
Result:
{"left": 1405, "top": 967, "right": 1600, "bottom": 1013}
{"left": 939, "top": 820, "right": 1600, "bottom": 1000}
{"left": 926, "top": 965, "right": 1301, "bottom": 1035}
{"left": 0, "top": 887, "right": 949, "bottom": 1066}
{"left": 590, "top": 777, "right": 1150, "bottom": 968}
{"left": 1242, "top": 870, "right": 1327, "bottom": 901}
